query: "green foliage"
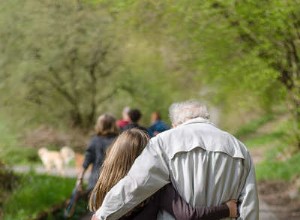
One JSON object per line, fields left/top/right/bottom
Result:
{"left": 240, "top": 114, "right": 300, "bottom": 181}
{"left": 0, "top": 162, "right": 19, "bottom": 218}
{"left": 0, "top": 113, "right": 37, "bottom": 165}
{"left": 256, "top": 151, "right": 300, "bottom": 181}
{"left": 0, "top": 0, "right": 186, "bottom": 130}
{"left": 235, "top": 114, "right": 274, "bottom": 138}
{"left": 0, "top": 0, "right": 299, "bottom": 146}
{"left": 244, "top": 131, "right": 284, "bottom": 149}
{"left": 0, "top": 0, "right": 124, "bottom": 129}
{"left": 1, "top": 146, "right": 38, "bottom": 165}
{"left": 94, "top": 0, "right": 299, "bottom": 141}
{"left": 45, "top": 197, "right": 89, "bottom": 220}
{"left": 3, "top": 173, "right": 75, "bottom": 220}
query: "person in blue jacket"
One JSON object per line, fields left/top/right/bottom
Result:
{"left": 148, "top": 111, "right": 169, "bottom": 137}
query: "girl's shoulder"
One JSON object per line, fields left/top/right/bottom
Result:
{"left": 93, "top": 134, "right": 117, "bottom": 144}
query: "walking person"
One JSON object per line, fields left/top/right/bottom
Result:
{"left": 148, "top": 111, "right": 169, "bottom": 137}
{"left": 77, "top": 114, "right": 119, "bottom": 191}
{"left": 89, "top": 129, "right": 238, "bottom": 220}
{"left": 91, "top": 100, "right": 259, "bottom": 220}
{"left": 65, "top": 114, "right": 119, "bottom": 218}
{"left": 122, "top": 108, "right": 148, "bottom": 134}
{"left": 116, "top": 107, "right": 130, "bottom": 129}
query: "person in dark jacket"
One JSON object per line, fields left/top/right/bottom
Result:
{"left": 148, "top": 111, "right": 169, "bottom": 137}
{"left": 122, "top": 108, "right": 148, "bottom": 134}
{"left": 76, "top": 114, "right": 119, "bottom": 191}
{"left": 116, "top": 106, "right": 130, "bottom": 129}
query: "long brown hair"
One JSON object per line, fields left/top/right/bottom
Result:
{"left": 88, "top": 128, "right": 149, "bottom": 211}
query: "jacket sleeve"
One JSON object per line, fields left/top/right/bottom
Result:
{"left": 237, "top": 154, "right": 259, "bottom": 220}
{"left": 94, "top": 137, "right": 170, "bottom": 220}
{"left": 82, "top": 138, "right": 95, "bottom": 169}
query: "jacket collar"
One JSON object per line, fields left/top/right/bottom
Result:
{"left": 180, "top": 117, "right": 214, "bottom": 127}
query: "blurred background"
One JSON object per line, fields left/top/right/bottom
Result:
{"left": 0, "top": 0, "right": 299, "bottom": 219}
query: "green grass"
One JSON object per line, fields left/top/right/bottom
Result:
{"left": 256, "top": 151, "right": 300, "bottom": 181}
{"left": 237, "top": 114, "right": 300, "bottom": 181}
{"left": 255, "top": 129, "right": 300, "bottom": 181}
{"left": 44, "top": 197, "right": 90, "bottom": 220}
{"left": 244, "top": 131, "right": 285, "bottom": 149}
{"left": 3, "top": 173, "right": 76, "bottom": 220}
{"left": 0, "top": 146, "right": 39, "bottom": 165}
{"left": 235, "top": 114, "right": 274, "bottom": 138}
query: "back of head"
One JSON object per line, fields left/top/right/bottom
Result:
{"left": 169, "top": 100, "right": 210, "bottom": 126}
{"left": 95, "top": 114, "right": 119, "bottom": 136}
{"left": 89, "top": 128, "right": 149, "bottom": 211}
{"left": 151, "top": 111, "right": 161, "bottom": 122}
{"left": 105, "top": 128, "right": 149, "bottom": 168}
{"left": 122, "top": 106, "right": 130, "bottom": 120}
{"left": 128, "top": 109, "right": 142, "bottom": 123}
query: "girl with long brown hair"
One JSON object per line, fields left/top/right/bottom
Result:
{"left": 89, "top": 128, "right": 238, "bottom": 220}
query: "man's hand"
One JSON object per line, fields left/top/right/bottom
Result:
{"left": 226, "top": 200, "right": 238, "bottom": 218}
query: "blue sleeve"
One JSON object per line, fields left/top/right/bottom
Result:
{"left": 147, "top": 125, "right": 155, "bottom": 137}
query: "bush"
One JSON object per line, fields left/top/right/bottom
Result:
{"left": 3, "top": 173, "right": 75, "bottom": 220}
{"left": 235, "top": 114, "right": 274, "bottom": 138}
{"left": 0, "top": 161, "right": 19, "bottom": 219}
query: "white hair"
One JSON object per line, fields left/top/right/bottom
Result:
{"left": 169, "top": 100, "right": 210, "bottom": 126}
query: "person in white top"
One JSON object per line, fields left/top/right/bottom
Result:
{"left": 92, "top": 100, "right": 259, "bottom": 220}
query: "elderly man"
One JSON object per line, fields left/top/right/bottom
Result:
{"left": 93, "top": 100, "right": 259, "bottom": 220}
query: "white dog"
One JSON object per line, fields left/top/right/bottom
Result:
{"left": 60, "top": 146, "right": 75, "bottom": 165}
{"left": 38, "top": 146, "right": 75, "bottom": 175}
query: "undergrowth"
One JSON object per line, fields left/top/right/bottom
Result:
{"left": 235, "top": 114, "right": 274, "bottom": 138}
{"left": 3, "top": 172, "right": 76, "bottom": 220}
{"left": 239, "top": 113, "right": 299, "bottom": 181}
{"left": 0, "top": 114, "right": 38, "bottom": 165}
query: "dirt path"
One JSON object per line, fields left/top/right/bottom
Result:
{"left": 256, "top": 177, "right": 300, "bottom": 220}
{"left": 247, "top": 147, "right": 279, "bottom": 220}
{"left": 250, "top": 146, "right": 300, "bottom": 220}
{"left": 259, "top": 199, "right": 278, "bottom": 219}
{"left": 12, "top": 165, "right": 89, "bottom": 179}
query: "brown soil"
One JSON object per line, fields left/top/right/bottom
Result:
{"left": 258, "top": 180, "right": 300, "bottom": 219}
{"left": 247, "top": 115, "right": 300, "bottom": 219}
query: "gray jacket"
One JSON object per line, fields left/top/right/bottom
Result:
{"left": 95, "top": 117, "right": 259, "bottom": 220}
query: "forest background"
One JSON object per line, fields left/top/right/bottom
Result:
{"left": 0, "top": 0, "right": 300, "bottom": 219}
{"left": 0, "top": 0, "right": 299, "bottom": 144}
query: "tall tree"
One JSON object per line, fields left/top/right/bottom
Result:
{"left": 0, "top": 0, "right": 122, "bottom": 129}
{"left": 95, "top": 0, "right": 299, "bottom": 145}
{"left": 211, "top": 0, "right": 300, "bottom": 146}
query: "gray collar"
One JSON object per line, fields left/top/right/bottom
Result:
{"left": 180, "top": 117, "right": 214, "bottom": 127}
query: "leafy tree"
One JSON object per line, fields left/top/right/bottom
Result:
{"left": 206, "top": 0, "right": 300, "bottom": 146}
{"left": 95, "top": 0, "right": 299, "bottom": 145}
{"left": 2, "top": 0, "right": 299, "bottom": 145}
{"left": 0, "top": 0, "right": 122, "bottom": 129}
